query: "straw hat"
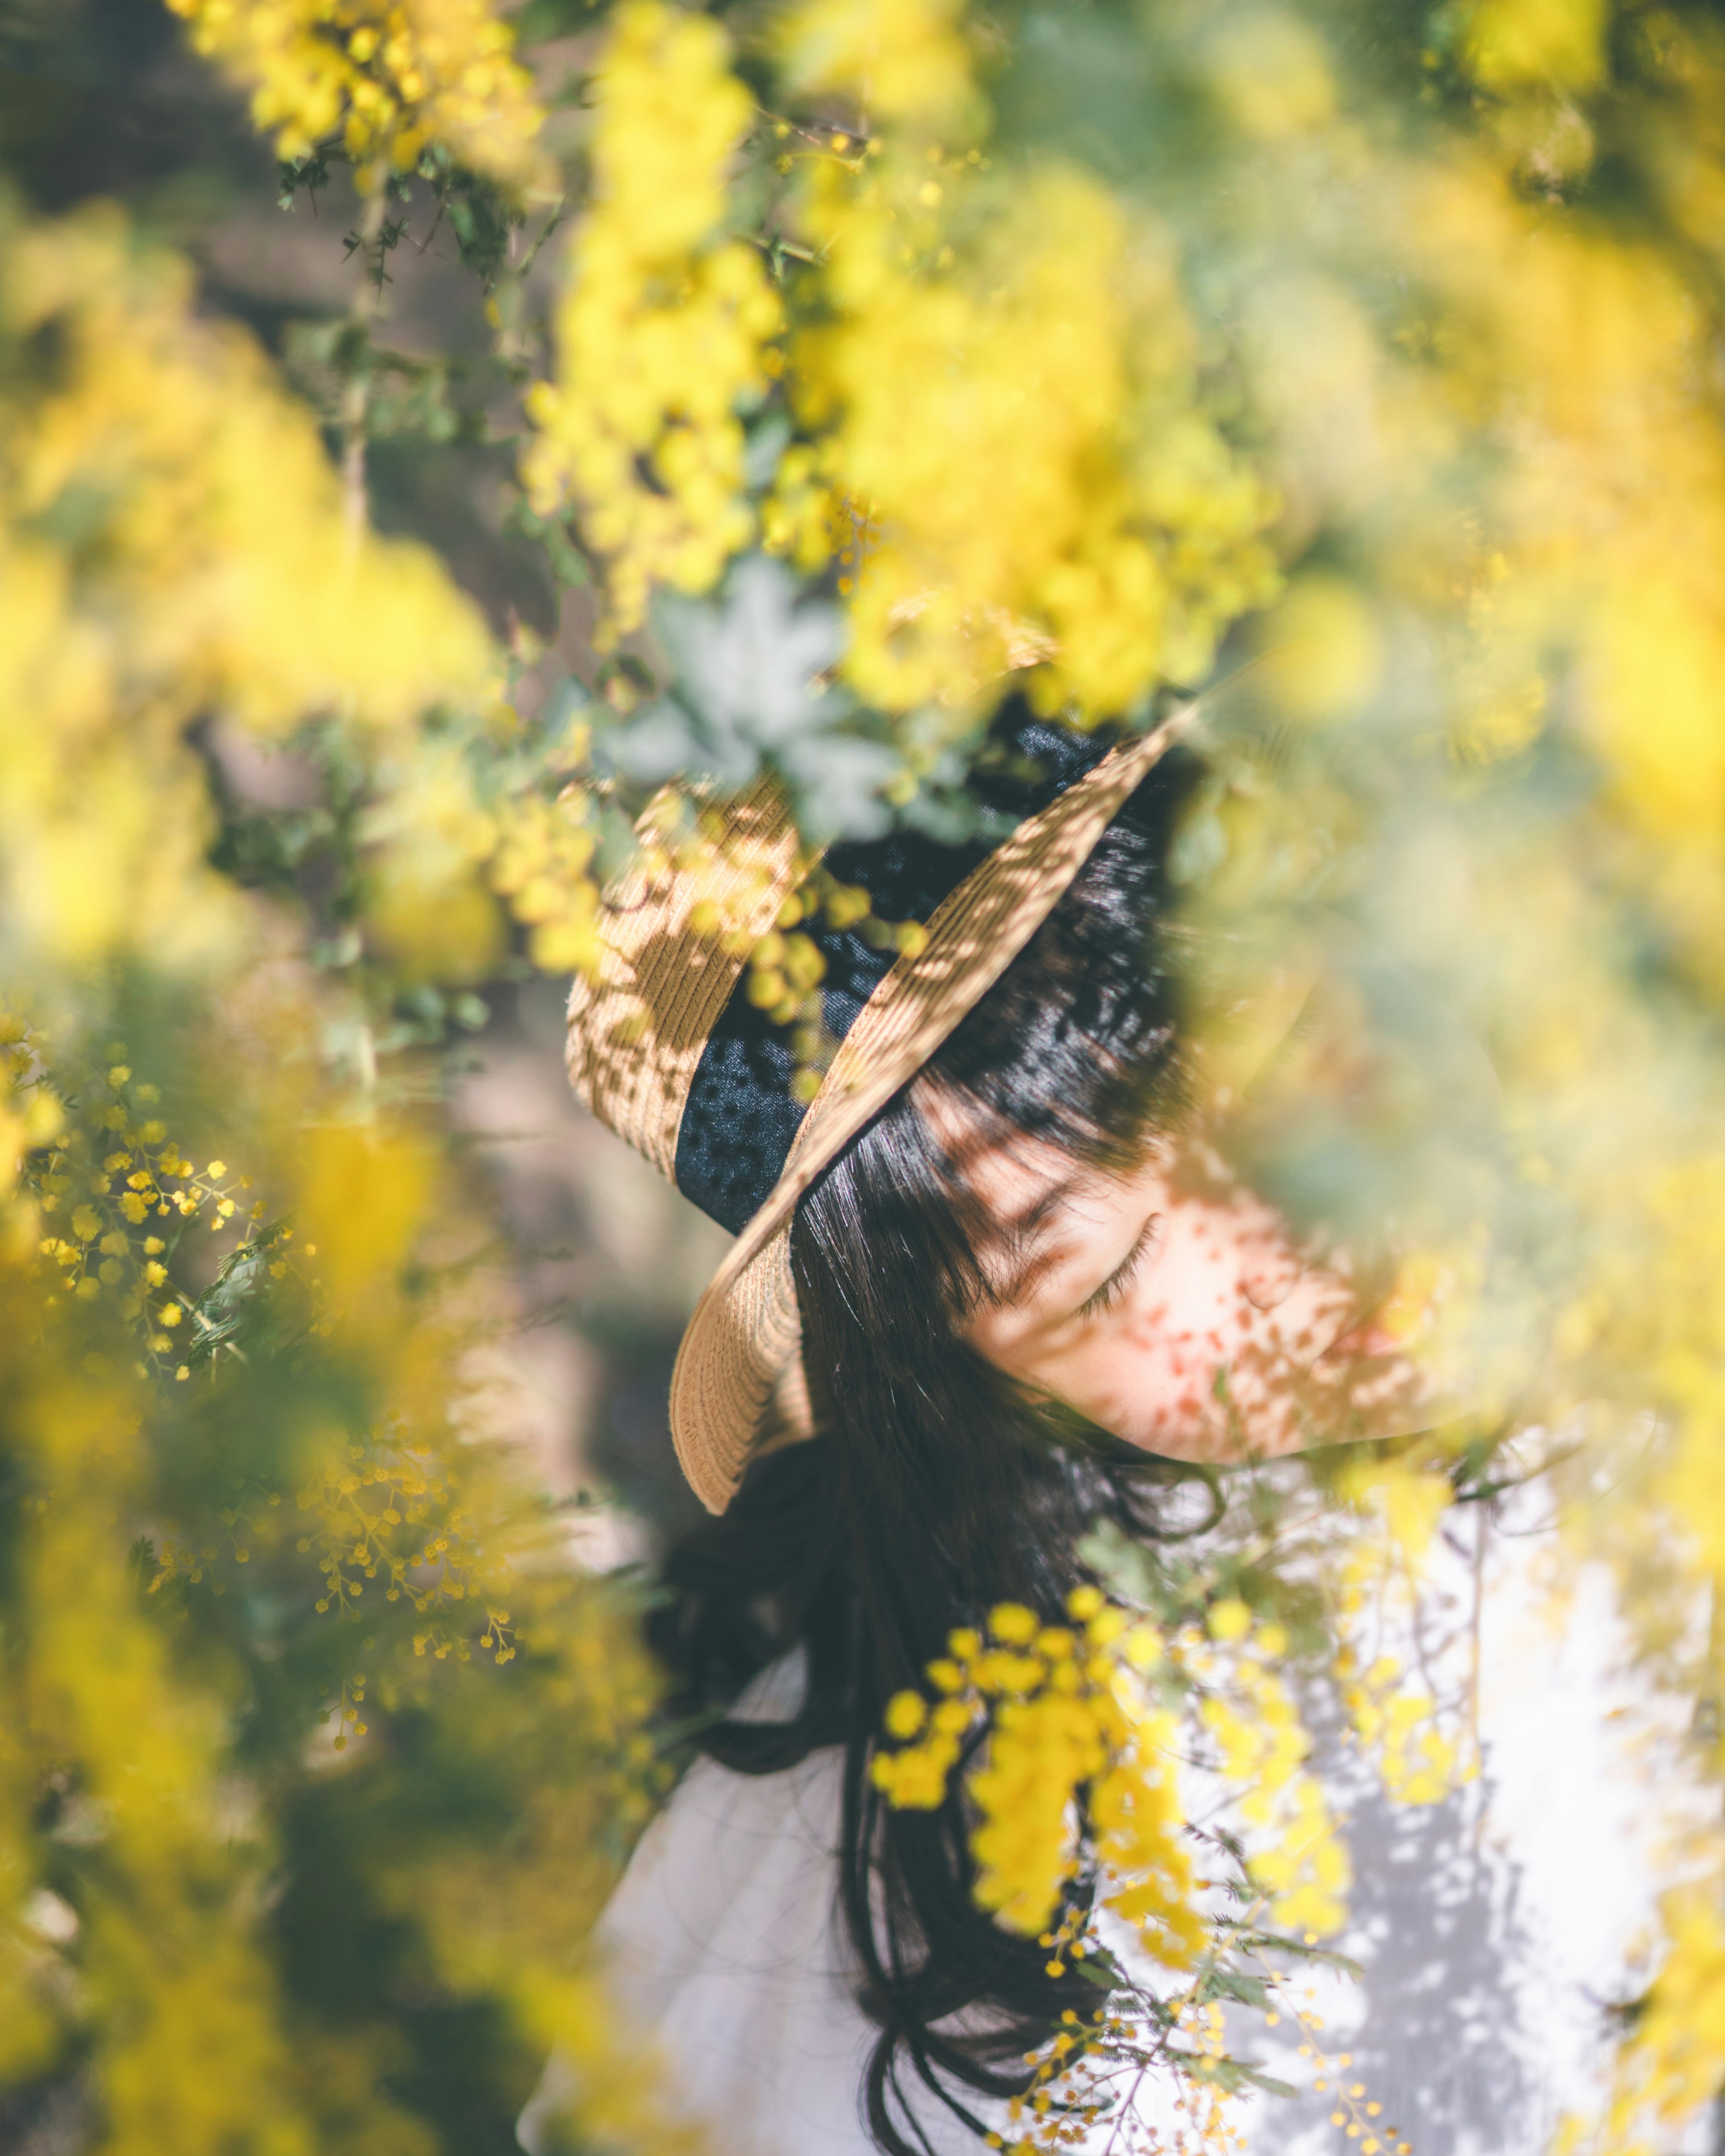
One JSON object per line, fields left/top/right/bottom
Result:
{"left": 566, "top": 713, "right": 1186, "bottom": 1513}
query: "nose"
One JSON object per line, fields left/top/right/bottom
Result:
{"left": 1241, "top": 1259, "right": 1298, "bottom": 1312}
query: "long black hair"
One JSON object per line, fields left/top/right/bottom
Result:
{"left": 649, "top": 747, "right": 1207, "bottom": 2154}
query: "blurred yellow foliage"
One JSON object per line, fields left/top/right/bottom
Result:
{"left": 28, "top": 0, "right": 1725, "bottom": 2140}
{"left": 0, "top": 999, "right": 687, "bottom": 2149}
{"left": 0, "top": 170, "right": 688, "bottom": 2148}
{"left": 780, "top": 149, "right": 1280, "bottom": 719}
{"left": 777, "top": 0, "right": 976, "bottom": 126}
{"left": 0, "top": 1324, "right": 318, "bottom": 2156}
{"left": 1464, "top": 0, "right": 1608, "bottom": 89}
{"left": 524, "top": 0, "right": 782, "bottom": 640}
{"left": 1601, "top": 1886, "right": 1725, "bottom": 2149}
{"left": 0, "top": 203, "right": 490, "bottom": 974}
{"left": 164, "top": 0, "right": 547, "bottom": 186}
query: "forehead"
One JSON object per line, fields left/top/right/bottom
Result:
{"left": 916, "top": 1078, "right": 1087, "bottom": 1207}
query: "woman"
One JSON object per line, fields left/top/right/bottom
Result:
{"left": 524, "top": 711, "right": 1424, "bottom": 2156}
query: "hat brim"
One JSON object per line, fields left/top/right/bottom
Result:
{"left": 668, "top": 714, "right": 1191, "bottom": 1514}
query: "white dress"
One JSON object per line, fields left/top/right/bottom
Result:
{"left": 515, "top": 1652, "right": 972, "bottom": 2156}
{"left": 519, "top": 1507, "right": 1706, "bottom": 2156}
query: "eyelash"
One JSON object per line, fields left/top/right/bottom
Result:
{"left": 1078, "top": 1216, "right": 1159, "bottom": 1319}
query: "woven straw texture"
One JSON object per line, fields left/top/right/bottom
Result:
{"left": 564, "top": 774, "right": 801, "bottom": 1178}
{"left": 666, "top": 719, "right": 1185, "bottom": 1512}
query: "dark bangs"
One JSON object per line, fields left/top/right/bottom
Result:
{"left": 806, "top": 745, "right": 1199, "bottom": 1345}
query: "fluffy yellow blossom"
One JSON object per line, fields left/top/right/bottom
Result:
{"left": 1601, "top": 1884, "right": 1725, "bottom": 2146}
{"left": 1203, "top": 1650, "right": 1349, "bottom": 1936}
{"left": 883, "top": 1689, "right": 928, "bottom": 1739}
{"left": 875, "top": 1593, "right": 1203, "bottom": 1963}
{"left": 1344, "top": 1663, "right": 1459, "bottom": 1808}
{"left": 522, "top": 1, "right": 783, "bottom": 640}
{"left": 0, "top": 203, "right": 491, "bottom": 974}
{"left": 777, "top": 0, "right": 977, "bottom": 126}
{"left": 777, "top": 151, "right": 1278, "bottom": 718}
{"left": 875, "top": 1585, "right": 1393, "bottom": 1969}
{"left": 486, "top": 786, "right": 602, "bottom": 973}
{"left": 164, "top": 0, "right": 547, "bottom": 188}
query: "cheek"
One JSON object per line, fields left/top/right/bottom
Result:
{"left": 1083, "top": 1304, "right": 1225, "bottom": 1428}
{"left": 1135, "top": 1233, "right": 1252, "bottom": 1353}
{"left": 1150, "top": 1206, "right": 1346, "bottom": 1367}
{"left": 1099, "top": 1255, "right": 1347, "bottom": 1426}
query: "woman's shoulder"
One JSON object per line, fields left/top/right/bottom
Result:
{"left": 571, "top": 1651, "right": 881, "bottom": 2154}
{"left": 603, "top": 1648, "right": 843, "bottom": 1970}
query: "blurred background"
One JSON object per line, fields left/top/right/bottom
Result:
{"left": 5, "top": 0, "right": 1725, "bottom": 2149}
{"left": 1, "top": 0, "right": 726, "bottom": 1567}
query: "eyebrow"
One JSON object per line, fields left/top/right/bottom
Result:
{"left": 987, "top": 1178, "right": 1084, "bottom": 1306}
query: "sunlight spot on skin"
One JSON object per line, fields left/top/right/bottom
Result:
{"left": 917, "top": 1083, "right": 1434, "bottom": 1464}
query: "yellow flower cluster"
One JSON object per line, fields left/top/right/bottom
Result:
{"left": 1331, "top": 1457, "right": 1473, "bottom": 1807}
{"left": 292, "top": 1417, "right": 511, "bottom": 1654}
{"left": 772, "top": 89, "right": 1278, "bottom": 720}
{"left": 875, "top": 1589, "right": 1203, "bottom": 1962}
{"left": 523, "top": 0, "right": 783, "bottom": 641}
{"left": 487, "top": 786, "right": 600, "bottom": 975}
{"left": 164, "top": 0, "right": 546, "bottom": 187}
{"left": 1594, "top": 1884, "right": 1725, "bottom": 2152}
{"left": 1339, "top": 1652, "right": 1460, "bottom": 1808}
{"left": 876, "top": 1580, "right": 1404, "bottom": 1994}
{"left": 777, "top": 0, "right": 975, "bottom": 126}
{"left": 735, "top": 862, "right": 927, "bottom": 1099}
{"left": 5, "top": 1031, "right": 485, "bottom": 1656}
{"left": 0, "top": 1032, "right": 305, "bottom": 2142}
{"left": 22, "top": 1038, "right": 265, "bottom": 1378}
{"left": 1001, "top": 1992, "right": 1251, "bottom": 2156}
{"left": 0, "top": 204, "right": 490, "bottom": 976}
{"left": 1194, "top": 1603, "right": 1349, "bottom": 1939}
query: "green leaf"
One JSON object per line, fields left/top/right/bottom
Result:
{"left": 1198, "top": 1970, "right": 1269, "bottom": 2008}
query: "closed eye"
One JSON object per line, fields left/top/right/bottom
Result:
{"left": 1076, "top": 1215, "right": 1160, "bottom": 1320}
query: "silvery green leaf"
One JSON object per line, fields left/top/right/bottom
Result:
{"left": 744, "top": 414, "right": 792, "bottom": 491}
{"left": 594, "top": 800, "right": 645, "bottom": 884}
{"left": 539, "top": 673, "right": 591, "bottom": 745}
{"left": 597, "top": 698, "right": 701, "bottom": 787}
{"left": 898, "top": 787, "right": 1004, "bottom": 846}
{"left": 652, "top": 556, "right": 843, "bottom": 753}
{"left": 778, "top": 733, "right": 901, "bottom": 843}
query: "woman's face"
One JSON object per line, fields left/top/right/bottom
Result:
{"left": 928, "top": 1092, "right": 1430, "bottom": 1462}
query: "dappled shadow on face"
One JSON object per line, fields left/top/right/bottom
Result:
{"left": 941, "top": 1100, "right": 1437, "bottom": 1467}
